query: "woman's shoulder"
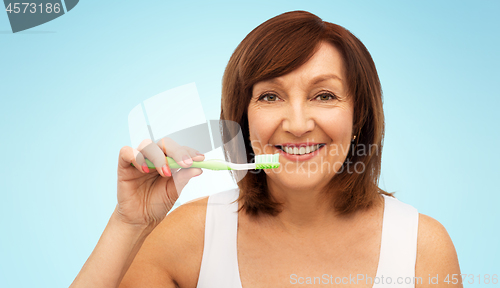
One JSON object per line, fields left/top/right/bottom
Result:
{"left": 144, "top": 188, "right": 239, "bottom": 283}
{"left": 161, "top": 187, "right": 239, "bottom": 239}
{"left": 123, "top": 195, "right": 210, "bottom": 288}
{"left": 163, "top": 195, "right": 210, "bottom": 240}
{"left": 415, "top": 213, "right": 462, "bottom": 285}
{"left": 160, "top": 195, "right": 210, "bottom": 261}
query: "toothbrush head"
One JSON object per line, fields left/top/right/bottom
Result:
{"left": 254, "top": 153, "right": 280, "bottom": 169}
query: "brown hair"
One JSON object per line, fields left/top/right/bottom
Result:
{"left": 220, "top": 10, "right": 393, "bottom": 216}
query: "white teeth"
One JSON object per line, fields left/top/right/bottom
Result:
{"left": 281, "top": 144, "right": 322, "bottom": 155}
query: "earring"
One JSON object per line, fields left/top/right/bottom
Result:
{"left": 352, "top": 135, "right": 356, "bottom": 142}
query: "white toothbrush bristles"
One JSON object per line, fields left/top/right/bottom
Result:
{"left": 254, "top": 153, "right": 280, "bottom": 169}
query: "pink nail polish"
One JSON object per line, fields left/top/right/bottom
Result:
{"left": 142, "top": 163, "right": 149, "bottom": 173}
{"left": 182, "top": 155, "right": 193, "bottom": 166}
{"left": 162, "top": 164, "right": 171, "bottom": 177}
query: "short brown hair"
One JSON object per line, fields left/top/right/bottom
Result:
{"left": 220, "top": 10, "right": 393, "bottom": 216}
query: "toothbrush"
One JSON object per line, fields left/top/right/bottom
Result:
{"left": 131, "top": 153, "right": 280, "bottom": 170}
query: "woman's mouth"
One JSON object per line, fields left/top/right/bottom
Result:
{"left": 276, "top": 144, "right": 325, "bottom": 155}
{"left": 274, "top": 143, "right": 326, "bottom": 161}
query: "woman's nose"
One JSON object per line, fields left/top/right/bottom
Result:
{"left": 281, "top": 101, "right": 314, "bottom": 137}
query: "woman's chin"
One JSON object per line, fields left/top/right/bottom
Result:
{"left": 265, "top": 170, "right": 330, "bottom": 191}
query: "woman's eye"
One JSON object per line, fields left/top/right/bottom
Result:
{"left": 259, "top": 93, "right": 279, "bottom": 102}
{"left": 315, "top": 93, "right": 337, "bottom": 101}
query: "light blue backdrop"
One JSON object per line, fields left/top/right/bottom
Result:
{"left": 1, "top": 1, "right": 498, "bottom": 287}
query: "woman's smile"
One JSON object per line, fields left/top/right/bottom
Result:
{"left": 274, "top": 143, "right": 326, "bottom": 161}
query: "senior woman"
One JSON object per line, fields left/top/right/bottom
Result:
{"left": 70, "top": 10, "right": 461, "bottom": 288}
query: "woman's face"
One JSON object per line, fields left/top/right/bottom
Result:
{"left": 247, "top": 41, "right": 354, "bottom": 191}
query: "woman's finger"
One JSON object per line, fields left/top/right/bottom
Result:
{"left": 118, "top": 146, "right": 147, "bottom": 173}
{"left": 171, "top": 168, "right": 203, "bottom": 197}
{"left": 137, "top": 139, "right": 169, "bottom": 177}
{"left": 156, "top": 137, "right": 196, "bottom": 169}
{"left": 184, "top": 146, "right": 205, "bottom": 162}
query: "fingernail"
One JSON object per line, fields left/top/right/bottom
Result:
{"left": 182, "top": 155, "right": 193, "bottom": 166}
{"left": 162, "top": 164, "right": 171, "bottom": 177}
{"left": 142, "top": 163, "right": 149, "bottom": 173}
{"left": 196, "top": 152, "right": 204, "bottom": 156}
{"left": 194, "top": 171, "right": 203, "bottom": 177}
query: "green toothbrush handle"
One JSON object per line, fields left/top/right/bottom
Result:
{"left": 166, "top": 157, "right": 232, "bottom": 170}
{"left": 131, "top": 157, "right": 232, "bottom": 170}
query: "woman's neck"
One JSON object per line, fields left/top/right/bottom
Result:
{"left": 264, "top": 177, "right": 354, "bottom": 234}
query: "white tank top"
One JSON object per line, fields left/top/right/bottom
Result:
{"left": 196, "top": 188, "right": 419, "bottom": 288}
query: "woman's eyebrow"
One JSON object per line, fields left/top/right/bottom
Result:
{"left": 310, "top": 74, "right": 343, "bottom": 85}
{"left": 261, "top": 73, "right": 343, "bottom": 86}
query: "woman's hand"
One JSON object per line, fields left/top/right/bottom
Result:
{"left": 116, "top": 137, "right": 205, "bottom": 228}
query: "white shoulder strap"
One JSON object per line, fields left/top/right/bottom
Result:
{"left": 374, "top": 194, "right": 419, "bottom": 288}
{"left": 196, "top": 188, "right": 241, "bottom": 288}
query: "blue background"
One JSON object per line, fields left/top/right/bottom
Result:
{"left": 1, "top": 0, "right": 498, "bottom": 287}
